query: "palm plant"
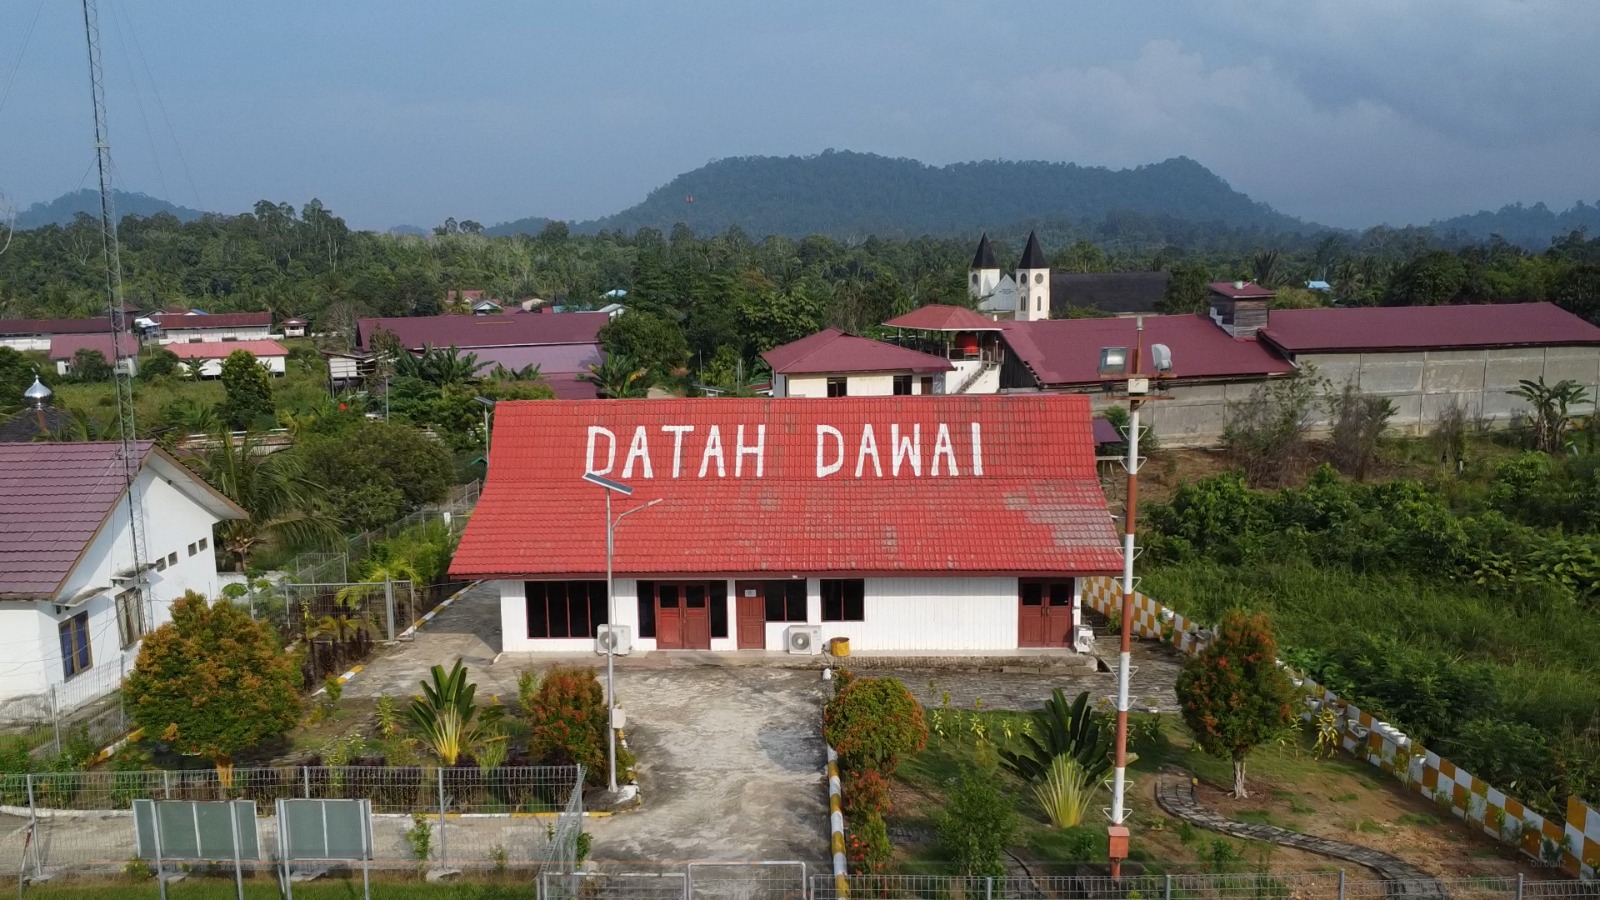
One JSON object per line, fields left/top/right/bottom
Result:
{"left": 580, "top": 353, "right": 651, "bottom": 399}
{"left": 997, "top": 689, "right": 1113, "bottom": 783}
{"left": 407, "top": 660, "right": 506, "bottom": 766}
{"left": 1510, "top": 377, "right": 1591, "bottom": 453}
{"left": 396, "top": 345, "right": 482, "bottom": 386}
{"left": 1033, "top": 755, "right": 1104, "bottom": 828}
{"left": 183, "top": 429, "right": 343, "bottom": 570}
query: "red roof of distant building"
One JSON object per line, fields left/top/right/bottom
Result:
{"left": 356, "top": 313, "right": 608, "bottom": 351}
{"left": 998, "top": 314, "right": 1294, "bottom": 386}
{"left": 762, "top": 328, "right": 954, "bottom": 376}
{"left": 1209, "top": 281, "right": 1275, "bottom": 299}
{"left": 282, "top": 317, "right": 308, "bottom": 326}
{"left": 1260, "top": 302, "right": 1600, "bottom": 353}
{"left": 152, "top": 311, "right": 273, "bottom": 329}
{"left": 0, "top": 317, "right": 115, "bottom": 337}
{"left": 883, "top": 305, "right": 1002, "bottom": 332}
{"left": 450, "top": 395, "right": 1122, "bottom": 579}
{"left": 48, "top": 332, "right": 137, "bottom": 361}
{"left": 166, "top": 340, "right": 289, "bottom": 359}
{"left": 541, "top": 373, "right": 601, "bottom": 400}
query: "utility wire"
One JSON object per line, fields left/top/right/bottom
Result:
{"left": 0, "top": 0, "right": 47, "bottom": 119}
{"left": 104, "top": 0, "right": 169, "bottom": 205}
{"left": 110, "top": 0, "right": 202, "bottom": 211}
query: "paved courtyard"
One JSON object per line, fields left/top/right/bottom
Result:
{"left": 342, "top": 583, "right": 1182, "bottom": 864}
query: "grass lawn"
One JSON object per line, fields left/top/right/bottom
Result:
{"left": 22, "top": 874, "right": 538, "bottom": 899}
{"left": 888, "top": 711, "right": 1547, "bottom": 880}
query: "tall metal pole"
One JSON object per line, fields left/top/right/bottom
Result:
{"left": 82, "top": 0, "right": 149, "bottom": 626}
{"left": 605, "top": 488, "right": 618, "bottom": 794}
{"left": 1109, "top": 318, "right": 1144, "bottom": 877}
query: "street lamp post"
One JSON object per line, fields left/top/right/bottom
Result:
{"left": 582, "top": 471, "right": 661, "bottom": 794}
{"left": 473, "top": 396, "right": 495, "bottom": 453}
{"left": 1098, "top": 318, "right": 1172, "bottom": 877}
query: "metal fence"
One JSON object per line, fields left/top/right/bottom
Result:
{"left": 810, "top": 874, "right": 1600, "bottom": 900}
{"left": 0, "top": 764, "right": 583, "bottom": 877}
{"left": 278, "top": 479, "right": 480, "bottom": 587}
{"left": 546, "top": 863, "right": 812, "bottom": 900}
{"left": 0, "top": 657, "right": 131, "bottom": 760}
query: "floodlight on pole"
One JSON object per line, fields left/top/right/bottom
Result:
{"left": 473, "top": 397, "right": 496, "bottom": 452}
{"left": 583, "top": 471, "right": 659, "bottom": 795}
{"left": 1100, "top": 317, "right": 1172, "bottom": 878}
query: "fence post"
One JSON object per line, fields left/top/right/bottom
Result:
{"left": 1338, "top": 868, "right": 1345, "bottom": 900}
{"left": 26, "top": 773, "right": 35, "bottom": 820}
{"left": 303, "top": 767, "right": 311, "bottom": 799}
{"left": 163, "top": 771, "right": 172, "bottom": 800}
{"left": 384, "top": 577, "right": 395, "bottom": 643}
{"left": 1515, "top": 873, "right": 1524, "bottom": 900}
{"left": 1164, "top": 874, "right": 1172, "bottom": 900}
{"left": 48, "top": 686, "right": 62, "bottom": 756}
{"left": 984, "top": 876, "right": 993, "bottom": 900}
{"left": 437, "top": 767, "right": 448, "bottom": 866}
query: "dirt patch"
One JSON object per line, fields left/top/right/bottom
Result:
{"left": 1189, "top": 768, "right": 1545, "bottom": 880}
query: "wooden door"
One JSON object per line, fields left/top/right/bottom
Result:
{"left": 656, "top": 584, "right": 683, "bottom": 650}
{"left": 1018, "top": 579, "right": 1074, "bottom": 648}
{"left": 682, "top": 584, "right": 712, "bottom": 650}
{"left": 735, "top": 581, "right": 766, "bottom": 649}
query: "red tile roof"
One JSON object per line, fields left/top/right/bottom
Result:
{"left": 998, "top": 314, "right": 1294, "bottom": 385}
{"left": 167, "top": 340, "right": 289, "bottom": 359}
{"left": 0, "top": 442, "right": 245, "bottom": 599}
{"left": 450, "top": 395, "right": 1122, "bottom": 580}
{"left": 1209, "top": 281, "right": 1275, "bottom": 299}
{"left": 883, "top": 305, "right": 1002, "bottom": 332}
{"left": 761, "top": 328, "right": 954, "bottom": 375}
{"left": 356, "top": 313, "right": 608, "bottom": 351}
{"left": 152, "top": 312, "right": 273, "bottom": 329}
{"left": 0, "top": 317, "right": 115, "bottom": 337}
{"left": 48, "top": 332, "right": 137, "bottom": 361}
{"left": 1259, "top": 302, "right": 1600, "bottom": 353}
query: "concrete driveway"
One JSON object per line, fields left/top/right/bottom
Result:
{"left": 342, "top": 585, "right": 829, "bottom": 865}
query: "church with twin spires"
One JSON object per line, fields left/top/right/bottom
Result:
{"left": 969, "top": 231, "right": 1053, "bottom": 321}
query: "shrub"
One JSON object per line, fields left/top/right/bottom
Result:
{"left": 997, "top": 689, "right": 1111, "bottom": 784}
{"left": 1033, "top": 755, "right": 1101, "bottom": 829}
{"left": 936, "top": 767, "right": 1018, "bottom": 878}
{"left": 842, "top": 766, "right": 891, "bottom": 820}
{"left": 823, "top": 676, "right": 927, "bottom": 776}
{"left": 846, "top": 810, "right": 892, "bottom": 874}
{"left": 523, "top": 665, "right": 633, "bottom": 787}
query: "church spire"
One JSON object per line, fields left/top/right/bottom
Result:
{"left": 971, "top": 233, "right": 997, "bottom": 270}
{"left": 1017, "top": 230, "right": 1048, "bottom": 270}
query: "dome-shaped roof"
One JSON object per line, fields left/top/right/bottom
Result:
{"left": 23, "top": 376, "right": 52, "bottom": 405}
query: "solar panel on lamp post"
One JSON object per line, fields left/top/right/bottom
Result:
{"left": 582, "top": 471, "right": 661, "bottom": 795}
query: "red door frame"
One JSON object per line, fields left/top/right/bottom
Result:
{"left": 734, "top": 581, "right": 766, "bottom": 649}
{"left": 656, "top": 582, "right": 712, "bottom": 650}
{"left": 1018, "top": 578, "right": 1075, "bottom": 648}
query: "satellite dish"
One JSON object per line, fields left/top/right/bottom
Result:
{"left": 1150, "top": 343, "right": 1173, "bottom": 373}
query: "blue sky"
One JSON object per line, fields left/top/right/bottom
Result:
{"left": 1, "top": 0, "right": 1596, "bottom": 231}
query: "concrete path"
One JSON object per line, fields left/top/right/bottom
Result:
{"left": 1156, "top": 777, "right": 1450, "bottom": 898}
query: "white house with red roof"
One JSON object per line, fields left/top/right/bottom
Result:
{"left": 152, "top": 311, "right": 275, "bottom": 344}
{"left": 0, "top": 443, "right": 245, "bottom": 719}
{"left": 761, "top": 328, "right": 955, "bottom": 398}
{"left": 48, "top": 332, "right": 140, "bottom": 378}
{"left": 168, "top": 339, "right": 290, "bottom": 378}
{"left": 450, "top": 395, "right": 1122, "bottom": 655}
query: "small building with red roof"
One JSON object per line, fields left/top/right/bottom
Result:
{"left": 48, "top": 332, "right": 140, "bottom": 378}
{"left": 762, "top": 328, "right": 954, "bottom": 398}
{"left": 168, "top": 339, "right": 290, "bottom": 378}
{"left": 450, "top": 395, "right": 1120, "bottom": 655}
{"left": 151, "top": 311, "right": 274, "bottom": 344}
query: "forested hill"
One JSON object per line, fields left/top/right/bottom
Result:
{"left": 17, "top": 189, "right": 206, "bottom": 229}
{"left": 1427, "top": 201, "right": 1600, "bottom": 249}
{"left": 487, "top": 151, "right": 1319, "bottom": 240}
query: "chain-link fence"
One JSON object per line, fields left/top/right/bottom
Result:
{"left": 811, "top": 873, "right": 1599, "bottom": 900}
{"left": 546, "top": 863, "right": 811, "bottom": 900}
{"left": 0, "top": 764, "right": 582, "bottom": 877}
{"left": 0, "top": 656, "right": 131, "bottom": 760}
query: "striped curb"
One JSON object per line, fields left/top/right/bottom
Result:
{"left": 310, "top": 664, "right": 364, "bottom": 697}
{"left": 827, "top": 745, "right": 848, "bottom": 897}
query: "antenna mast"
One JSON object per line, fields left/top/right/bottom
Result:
{"left": 81, "top": 0, "right": 150, "bottom": 620}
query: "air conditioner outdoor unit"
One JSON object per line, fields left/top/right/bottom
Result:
{"left": 785, "top": 625, "right": 822, "bottom": 656}
{"left": 1073, "top": 624, "right": 1096, "bottom": 654}
{"left": 595, "top": 624, "right": 632, "bottom": 656}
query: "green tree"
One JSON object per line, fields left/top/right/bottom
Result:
{"left": 1175, "top": 610, "right": 1299, "bottom": 798}
{"left": 71, "top": 348, "right": 114, "bottom": 382}
{"left": 1053, "top": 239, "right": 1109, "bottom": 273}
{"left": 124, "top": 591, "right": 301, "bottom": 783}
{"left": 1160, "top": 262, "right": 1211, "bottom": 314}
{"left": 936, "top": 767, "right": 1018, "bottom": 877}
{"left": 218, "top": 350, "right": 274, "bottom": 429}
{"left": 0, "top": 347, "right": 35, "bottom": 413}
{"left": 1387, "top": 251, "right": 1467, "bottom": 305}
{"left": 580, "top": 354, "right": 652, "bottom": 399}
{"left": 1511, "top": 377, "right": 1591, "bottom": 454}
{"left": 289, "top": 421, "right": 453, "bottom": 530}
{"left": 139, "top": 348, "right": 182, "bottom": 379}
{"left": 598, "top": 310, "right": 689, "bottom": 381}
{"left": 184, "top": 430, "right": 340, "bottom": 570}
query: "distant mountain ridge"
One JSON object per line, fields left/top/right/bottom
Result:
{"left": 16, "top": 189, "right": 207, "bottom": 229}
{"left": 1428, "top": 201, "right": 1600, "bottom": 249}
{"left": 489, "top": 151, "right": 1321, "bottom": 239}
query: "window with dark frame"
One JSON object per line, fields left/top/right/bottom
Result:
{"left": 826, "top": 377, "right": 848, "bottom": 397}
{"left": 893, "top": 375, "right": 912, "bottom": 396}
{"left": 821, "top": 579, "right": 865, "bottom": 622}
{"left": 763, "top": 580, "right": 807, "bottom": 622}
{"left": 198, "top": 537, "right": 208, "bottom": 551}
{"left": 636, "top": 580, "right": 656, "bottom": 638}
{"left": 709, "top": 581, "right": 728, "bottom": 639}
{"left": 59, "top": 612, "right": 91, "bottom": 679}
{"left": 115, "top": 590, "right": 144, "bottom": 649}
{"left": 524, "top": 581, "right": 608, "bottom": 639}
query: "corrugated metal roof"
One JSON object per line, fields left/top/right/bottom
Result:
{"left": 450, "top": 395, "right": 1122, "bottom": 579}
{"left": 0, "top": 317, "right": 115, "bottom": 336}
{"left": 166, "top": 340, "right": 289, "bottom": 359}
{"left": 998, "top": 314, "right": 1294, "bottom": 385}
{"left": 761, "top": 328, "right": 954, "bottom": 375}
{"left": 47, "top": 332, "right": 137, "bottom": 361}
{"left": 1208, "top": 281, "right": 1275, "bottom": 299}
{"left": 356, "top": 313, "right": 608, "bottom": 351}
{"left": 152, "top": 312, "right": 273, "bottom": 329}
{"left": 1259, "top": 302, "right": 1600, "bottom": 353}
{"left": 471, "top": 344, "right": 603, "bottom": 375}
{"left": 883, "top": 305, "right": 1002, "bottom": 332}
